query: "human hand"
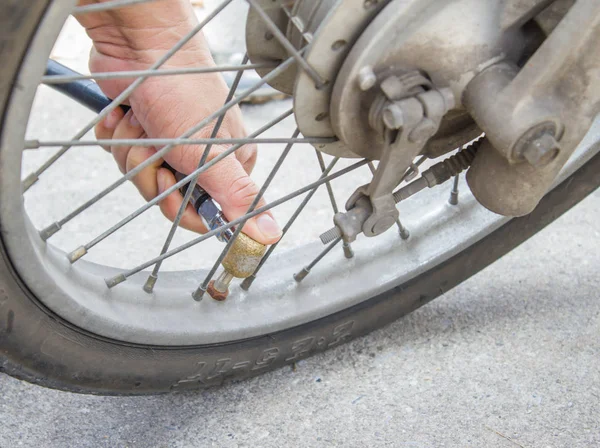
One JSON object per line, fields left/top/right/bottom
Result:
{"left": 76, "top": 0, "right": 282, "bottom": 244}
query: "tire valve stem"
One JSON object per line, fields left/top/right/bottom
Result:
{"left": 206, "top": 271, "right": 235, "bottom": 302}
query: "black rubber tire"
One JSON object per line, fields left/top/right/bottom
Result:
{"left": 1, "top": 1, "right": 599, "bottom": 395}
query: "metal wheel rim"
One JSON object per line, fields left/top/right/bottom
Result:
{"left": 1, "top": 0, "right": 599, "bottom": 346}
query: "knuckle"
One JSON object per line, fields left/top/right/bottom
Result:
{"left": 227, "top": 175, "right": 259, "bottom": 208}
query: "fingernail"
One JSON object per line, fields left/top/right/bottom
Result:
{"left": 129, "top": 113, "right": 141, "bottom": 128}
{"left": 103, "top": 109, "right": 121, "bottom": 129}
{"left": 256, "top": 214, "right": 282, "bottom": 239}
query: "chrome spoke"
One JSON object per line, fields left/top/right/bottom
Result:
{"left": 39, "top": 54, "right": 296, "bottom": 242}
{"left": 24, "top": 0, "right": 235, "bottom": 192}
{"left": 25, "top": 137, "right": 335, "bottom": 149}
{"left": 316, "top": 150, "right": 354, "bottom": 258}
{"left": 105, "top": 158, "right": 368, "bottom": 288}
{"left": 240, "top": 156, "right": 339, "bottom": 291}
{"left": 449, "top": 175, "right": 460, "bottom": 205}
{"left": 245, "top": 0, "right": 325, "bottom": 88}
{"left": 293, "top": 237, "right": 342, "bottom": 282}
{"left": 67, "top": 109, "right": 294, "bottom": 263}
{"left": 193, "top": 129, "right": 300, "bottom": 301}
{"left": 72, "top": 0, "right": 163, "bottom": 14}
{"left": 41, "top": 63, "right": 276, "bottom": 84}
{"left": 144, "top": 54, "right": 250, "bottom": 292}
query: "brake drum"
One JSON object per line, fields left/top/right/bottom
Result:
{"left": 246, "top": 0, "right": 518, "bottom": 160}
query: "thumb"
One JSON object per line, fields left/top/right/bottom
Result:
{"left": 189, "top": 153, "right": 282, "bottom": 245}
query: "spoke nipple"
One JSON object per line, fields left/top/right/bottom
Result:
{"left": 105, "top": 273, "right": 126, "bottom": 289}
{"left": 143, "top": 274, "right": 158, "bottom": 294}
{"left": 449, "top": 175, "right": 460, "bottom": 206}
{"left": 449, "top": 191, "right": 459, "bottom": 206}
{"left": 396, "top": 220, "right": 410, "bottom": 240}
{"left": 22, "top": 173, "right": 40, "bottom": 191}
{"left": 240, "top": 274, "right": 256, "bottom": 291}
{"left": 320, "top": 226, "right": 342, "bottom": 245}
{"left": 40, "top": 222, "right": 61, "bottom": 241}
{"left": 192, "top": 285, "right": 206, "bottom": 302}
{"left": 342, "top": 242, "right": 354, "bottom": 259}
{"left": 67, "top": 246, "right": 87, "bottom": 264}
{"left": 294, "top": 267, "right": 311, "bottom": 283}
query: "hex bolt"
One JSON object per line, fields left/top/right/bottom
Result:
{"left": 357, "top": 66, "right": 377, "bottom": 91}
{"left": 207, "top": 270, "right": 234, "bottom": 301}
{"left": 382, "top": 103, "right": 404, "bottom": 130}
{"left": 522, "top": 133, "right": 560, "bottom": 167}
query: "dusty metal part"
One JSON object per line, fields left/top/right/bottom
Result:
{"left": 535, "top": 0, "right": 575, "bottom": 35}
{"left": 293, "top": 0, "right": 391, "bottom": 158}
{"left": 449, "top": 176, "right": 460, "bottom": 205}
{"left": 392, "top": 141, "right": 480, "bottom": 203}
{"left": 342, "top": 72, "right": 455, "bottom": 238}
{"left": 245, "top": 0, "right": 297, "bottom": 95}
{"left": 500, "top": 0, "right": 556, "bottom": 31}
{"left": 465, "top": 0, "right": 600, "bottom": 216}
{"left": 221, "top": 232, "right": 267, "bottom": 278}
{"left": 357, "top": 65, "right": 377, "bottom": 91}
{"left": 321, "top": 141, "right": 481, "bottom": 244}
{"left": 329, "top": 0, "right": 531, "bottom": 160}
{"left": 463, "top": 62, "right": 564, "bottom": 166}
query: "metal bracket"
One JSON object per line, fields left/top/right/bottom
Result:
{"left": 337, "top": 73, "right": 455, "bottom": 240}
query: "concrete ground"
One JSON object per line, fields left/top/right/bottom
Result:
{"left": 1, "top": 191, "right": 599, "bottom": 447}
{"left": 1, "top": 2, "right": 600, "bottom": 447}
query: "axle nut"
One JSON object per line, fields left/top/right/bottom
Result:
{"left": 522, "top": 133, "right": 560, "bottom": 167}
{"left": 382, "top": 103, "right": 404, "bottom": 130}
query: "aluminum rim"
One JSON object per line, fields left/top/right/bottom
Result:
{"left": 1, "top": 0, "right": 599, "bottom": 346}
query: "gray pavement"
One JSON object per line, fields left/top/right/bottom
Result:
{"left": 2, "top": 190, "right": 599, "bottom": 447}
{"left": 2, "top": 2, "right": 600, "bottom": 447}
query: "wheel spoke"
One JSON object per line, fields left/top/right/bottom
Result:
{"left": 39, "top": 54, "right": 297, "bottom": 242}
{"left": 316, "top": 150, "right": 354, "bottom": 258}
{"left": 24, "top": 0, "right": 235, "bottom": 192}
{"left": 41, "top": 63, "right": 276, "bottom": 84}
{"left": 67, "top": 109, "right": 294, "bottom": 263}
{"left": 293, "top": 237, "right": 342, "bottom": 282}
{"left": 105, "top": 158, "right": 368, "bottom": 288}
{"left": 449, "top": 175, "right": 460, "bottom": 205}
{"left": 240, "top": 156, "right": 339, "bottom": 291}
{"left": 246, "top": 0, "right": 325, "bottom": 88}
{"left": 192, "top": 129, "right": 300, "bottom": 301}
{"left": 24, "top": 137, "right": 335, "bottom": 149}
{"left": 72, "top": 0, "right": 164, "bottom": 14}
